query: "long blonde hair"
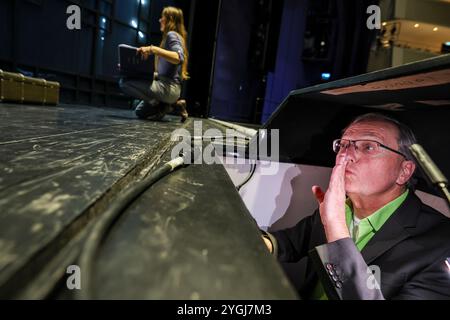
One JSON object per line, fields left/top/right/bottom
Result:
{"left": 159, "top": 6, "right": 189, "bottom": 81}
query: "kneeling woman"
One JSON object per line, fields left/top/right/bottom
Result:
{"left": 120, "top": 6, "right": 189, "bottom": 122}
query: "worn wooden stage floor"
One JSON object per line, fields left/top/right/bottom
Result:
{"left": 0, "top": 103, "right": 296, "bottom": 299}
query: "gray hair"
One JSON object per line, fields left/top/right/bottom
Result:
{"left": 345, "top": 113, "right": 417, "bottom": 188}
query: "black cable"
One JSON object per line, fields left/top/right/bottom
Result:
{"left": 196, "top": 135, "right": 255, "bottom": 191}
{"left": 236, "top": 162, "right": 257, "bottom": 191}
{"left": 76, "top": 155, "right": 186, "bottom": 300}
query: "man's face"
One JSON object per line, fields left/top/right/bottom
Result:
{"left": 338, "top": 121, "right": 406, "bottom": 196}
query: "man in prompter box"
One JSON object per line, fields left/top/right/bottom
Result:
{"left": 262, "top": 113, "right": 450, "bottom": 300}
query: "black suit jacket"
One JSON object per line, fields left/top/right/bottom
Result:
{"left": 270, "top": 191, "right": 450, "bottom": 299}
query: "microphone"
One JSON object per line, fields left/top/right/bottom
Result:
{"left": 409, "top": 144, "right": 448, "bottom": 186}
{"left": 409, "top": 143, "right": 450, "bottom": 210}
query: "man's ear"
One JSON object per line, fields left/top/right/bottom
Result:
{"left": 397, "top": 160, "right": 416, "bottom": 186}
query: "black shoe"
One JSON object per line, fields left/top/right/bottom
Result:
{"left": 150, "top": 103, "right": 173, "bottom": 121}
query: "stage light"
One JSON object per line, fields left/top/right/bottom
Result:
{"left": 138, "top": 31, "right": 145, "bottom": 39}
{"left": 131, "top": 20, "right": 138, "bottom": 28}
{"left": 321, "top": 73, "right": 331, "bottom": 81}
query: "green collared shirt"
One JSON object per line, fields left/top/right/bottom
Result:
{"left": 310, "top": 189, "right": 409, "bottom": 300}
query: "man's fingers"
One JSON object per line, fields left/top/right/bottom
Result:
{"left": 329, "top": 154, "right": 349, "bottom": 190}
{"left": 333, "top": 158, "right": 348, "bottom": 177}
{"left": 312, "top": 186, "right": 325, "bottom": 203}
{"left": 336, "top": 151, "right": 348, "bottom": 165}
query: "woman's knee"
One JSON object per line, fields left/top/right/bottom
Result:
{"left": 119, "top": 78, "right": 128, "bottom": 90}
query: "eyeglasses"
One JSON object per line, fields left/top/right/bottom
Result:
{"left": 332, "top": 139, "right": 407, "bottom": 159}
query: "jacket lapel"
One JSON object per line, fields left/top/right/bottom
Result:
{"left": 361, "top": 191, "right": 421, "bottom": 265}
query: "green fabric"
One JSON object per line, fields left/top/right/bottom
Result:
{"left": 309, "top": 190, "right": 409, "bottom": 300}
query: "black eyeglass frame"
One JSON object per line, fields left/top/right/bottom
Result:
{"left": 332, "top": 139, "right": 407, "bottom": 159}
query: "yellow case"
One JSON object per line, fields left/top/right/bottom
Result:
{"left": 0, "top": 69, "right": 25, "bottom": 103}
{"left": 0, "top": 69, "right": 60, "bottom": 105}
{"left": 44, "top": 80, "right": 60, "bottom": 105}
{"left": 23, "top": 76, "right": 60, "bottom": 105}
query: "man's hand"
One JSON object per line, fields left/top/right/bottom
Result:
{"left": 137, "top": 46, "right": 154, "bottom": 60}
{"left": 312, "top": 153, "right": 350, "bottom": 242}
{"left": 262, "top": 235, "right": 273, "bottom": 253}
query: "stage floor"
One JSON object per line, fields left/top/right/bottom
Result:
{"left": 0, "top": 103, "right": 296, "bottom": 299}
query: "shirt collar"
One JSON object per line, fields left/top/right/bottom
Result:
{"left": 345, "top": 189, "right": 409, "bottom": 232}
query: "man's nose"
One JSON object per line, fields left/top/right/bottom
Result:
{"left": 344, "top": 143, "right": 357, "bottom": 162}
{"left": 337, "top": 143, "right": 356, "bottom": 162}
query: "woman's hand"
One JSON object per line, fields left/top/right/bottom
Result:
{"left": 312, "top": 152, "right": 350, "bottom": 242}
{"left": 137, "top": 46, "right": 154, "bottom": 60}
